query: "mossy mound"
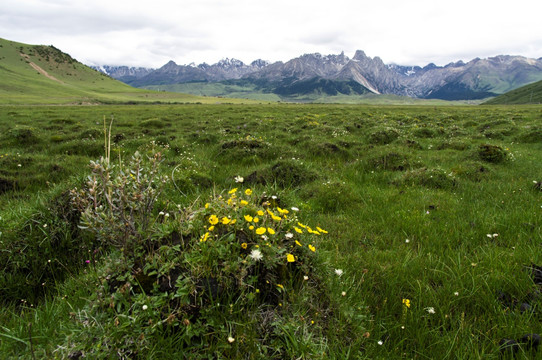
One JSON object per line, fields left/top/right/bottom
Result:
{"left": 412, "top": 127, "right": 437, "bottom": 139}
{"left": 452, "top": 161, "right": 492, "bottom": 182}
{"left": 397, "top": 168, "right": 457, "bottom": 189}
{"left": 139, "top": 118, "right": 170, "bottom": 129}
{"left": 7, "top": 125, "right": 39, "bottom": 145}
{"left": 478, "top": 144, "right": 507, "bottom": 163}
{"left": 367, "top": 152, "right": 415, "bottom": 171}
{"left": 515, "top": 128, "right": 542, "bottom": 144}
{"left": 301, "top": 180, "right": 360, "bottom": 213}
{"left": 368, "top": 128, "right": 399, "bottom": 145}
{"left": 306, "top": 141, "right": 351, "bottom": 158}
{"left": 245, "top": 160, "right": 317, "bottom": 188}
{"left": 436, "top": 140, "right": 471, "bottom": 151}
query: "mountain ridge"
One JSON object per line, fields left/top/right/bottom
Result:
{"left": 100, "top": 51, "right": 542, "bottom": 100}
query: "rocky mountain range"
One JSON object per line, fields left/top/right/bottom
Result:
{"left": 94, "top": 51, "right": 542, "bottom": 100}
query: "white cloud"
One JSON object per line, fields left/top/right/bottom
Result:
{"left": 0, "top": 0, "right": 541, "bottom": 68}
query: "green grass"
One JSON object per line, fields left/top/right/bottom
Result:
{"left": 484, "top": 79, "right": 542, "bottom": 105}
{"left": 1, "top": 103, "right": 542, "bottom": 358}
{"left": 0, "top": 38, "right": 260, "bottom": 105}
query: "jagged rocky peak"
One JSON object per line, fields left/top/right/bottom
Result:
{"left": 217, "top": 58, "right": 245, "bottom": 68}
{"left": 251, "top": 59, "right": 270, "bottom": 68}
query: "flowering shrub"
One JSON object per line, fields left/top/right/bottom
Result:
{"left": 187, "top": 186, "right": 327, "bottom": 306}
{"left": 67, "top": 148, "right": 338, "bottom": 357}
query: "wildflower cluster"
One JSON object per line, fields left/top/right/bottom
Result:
{"left": 192, "top": 187, "right": 327, "bottom": 303}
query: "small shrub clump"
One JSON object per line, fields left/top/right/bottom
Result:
{"left": 64, "top": 149, "right": 361, "bottom": 358}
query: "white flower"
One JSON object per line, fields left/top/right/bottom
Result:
{"left": 334, "top": 269, "right": 343, "bottom": 277}
{"left": 142, "top": 305, "right": 148, "bottom": 310}
{"left": 234, "top": 175, "right": 244, "bottom": 183}
{"left": 454, "top": 291, "right": 459, "bottom": 296}
{"left": 159, "top": 211, "right": 165, "bottom": 216}
{"left": 341, "top": 291, "right": 346, "bottom": 297}
{"left": 303, "top": 275, "right": 309, "bottom": 281}
{"left": 425, "top": 307, "right": 435, "bottom": 314}
{"left": 291, "top": 207, "right": 299, "bottom": 212}
{"left": 405, "top": 239, "right": 410, "bottom": 243}
{"left": 271, "top": 195, "right": 277, "bottom": 200}
{"left": 249, "top": 249, "right": 263, "bottom": 261}
{"left": 378, "top": 340, "right": 383, "bottom": 345}
{"left": 285, "top": 232, "right": 294, "bottom": 239}
{"left": 227, "top": 336, "right": 235, "bottom": 343}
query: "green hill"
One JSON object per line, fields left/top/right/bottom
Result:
{"left": 0, "top": 38, "right": 254, "bottom": 104}
{"left": 483, "top": 79, "right": 542, "bottom": 105}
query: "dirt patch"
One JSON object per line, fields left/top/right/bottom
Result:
{"left": 20, "top": 53, "right": 64, "bottom": 84}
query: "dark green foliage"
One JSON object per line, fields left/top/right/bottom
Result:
{"left": 274, "top": 77, "right": 370, "bottom": 96}
{"left": 397, "top": 167, "right": 457, "bottom": 189}
{"left": 368, "top": 128, "right": 399, "bottom": 144}
{"left": 7, "top": 125, "right": 39, "bottom": 145}
{"left": 412, "top": 127, "right": 436, "bottom": 138}
{"left": 436, "top": 140, "right": 470, "bottom": 151}
{"left": 515, "top": 127, "right": 542, "bottom": 143}
{"left": 478, "top": 144, "right": 507, "bottom": 163}
{"left": 367, "top": 151, "right": 414, "bottom": 171}
{"left": 245, "top": 160, "right": 317, "bottom": 187}
{"left": 0, "top": 190, "right": 93, "bottom": 302}
{"left": 139, "top": 118, "right": 169, "bottom": 129}
{"left": 452, "top": 161, "right": 492, "bottom": 182}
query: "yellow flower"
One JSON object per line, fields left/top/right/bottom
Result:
{"left": 297, "top": 222, "right": 307, "bottom": 229}
{"left": 277, "top": 284, "right": 284, "bottom": 290}
{"left": 295, "top": 240, "right": 303, "bottom": 247}
{"left": 402, "top": 299, "right": 411, "bottom": 308}
{"left": 267, "top": 228, "right": 276, "bottom": 235}
{"left": 277, "top": 207, "right": 289, "bottom": 215}
{"left": 257, "top": 210, "right": 264, "bottom": 216}
{"left": 209, "top": 215, "right": 219, "bottom": 225}
{"left": 200, "top": 232, "right": 210, "bottom": 242}
{"left": 231, "top": 219, "right": 236, "bottom": 224}
{"left": 256, "top": 227, "right": 266, "bottom": 235}
{"left": 205, "top": 203, "right": 210, "bottom": 209}
{"left": 271, "top": 215, "right": 282, "bottom": 222}
{"left": 253, "top": 217, "right": 260, "bottom": 223}
{"left": 241, "top": 242, "right": 248, "bottom": 249}
{"left": 227, "top": 198, "right": 233, "bottom": 206}
{"left": 308, "top": 244, "right": 316, "bottom": 252}
{"left": 221, "top": 217, "right": 231, "bottom": 225}
{"left": 240, "top": 200, "right": 248, "bottom": 206}
{"left": 249, "top": 225, "right": 254, "bottom": 230}
{"left": 208, "top": 225, "right": 215, "bottom": 232}
{"left": 286, "top": 253, "right": 295, "bottom": 262}
{"left": 294, "top": 226, "right": 303, "bottom": 234}
{"left": 228, "top": 188, "right": 238, "bottom": 194}
{"left": 245, "top": 189, "right": 252, "bottom": 195}
{"left": 244, "top": 214, "right": 253, "bottom": 222}
{"left": 316, "top": 226, "right": 328, "bottom": 234}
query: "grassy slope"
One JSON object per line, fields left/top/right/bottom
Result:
{"left": 0, "top": 38, "right": 257, "bottom": 105}
{"left": 484, "top": 79, "right": 542, "bottom": 105}
{"left": 1, "top": 104, "right": 542, "bottom": 358}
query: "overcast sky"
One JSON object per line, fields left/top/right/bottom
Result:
{"left": 1, "top": 0, "right": 541, "bottom": 68}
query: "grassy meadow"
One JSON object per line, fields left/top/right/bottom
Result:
{"left": 1, "top": 103, "right": 542, "bottom": 358}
